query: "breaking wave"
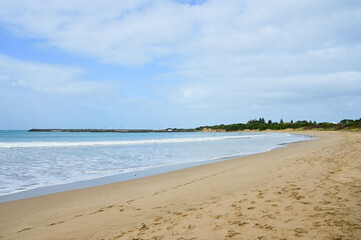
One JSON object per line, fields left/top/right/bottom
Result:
{"left": 0, "top": 135, "right": 251, "bottom": 148}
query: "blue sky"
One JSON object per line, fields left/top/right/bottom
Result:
{"left": 0, "top": 0, "right": 360, "bottom": 130}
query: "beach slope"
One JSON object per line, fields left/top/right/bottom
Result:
{"left": 0, "top": 131, "right": 360, "bottom": 239}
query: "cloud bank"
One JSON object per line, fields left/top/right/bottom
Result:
{"left": 0, "top": 0, "right": 360, "bottom": 128}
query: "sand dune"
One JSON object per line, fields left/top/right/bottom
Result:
{"left": 0, "top": 131, "right": 360, "bottom": 239}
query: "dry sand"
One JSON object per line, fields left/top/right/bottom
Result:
{"left": 0, "top": 131, "right": 360, "bottom": 239}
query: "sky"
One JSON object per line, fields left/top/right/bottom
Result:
{"left": 0, "top": 0, "right": 360, "bottom": 130}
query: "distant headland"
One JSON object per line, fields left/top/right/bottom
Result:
{"left": 28, "top": 128, "right": 195, "bottom": 133}
{"left": 28, "top": 118, "right": 361, "bottom": 133}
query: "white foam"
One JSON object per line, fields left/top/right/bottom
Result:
{"left": 0, "top": 135, "right": 250, "bottom": 148}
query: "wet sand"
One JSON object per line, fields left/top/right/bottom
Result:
{"left": 0, "top": 131, "right": 360, "bottom": 239}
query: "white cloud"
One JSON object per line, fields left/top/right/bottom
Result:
{"left": 1, "top": 0, "right": 359, "bottom": 66}
{"left": 0, "top": 0, "right": 360, "bottom": 127}
{"left": 0, "top": 54, "right": 116, "bottom": 96}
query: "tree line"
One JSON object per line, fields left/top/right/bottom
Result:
{"left": 195, "top": 118, "right": 361, "bottom": 131}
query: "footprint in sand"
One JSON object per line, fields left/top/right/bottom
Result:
{"left": 154, "top": 217, "right": 164, "bottom": 222}
{"left": 89, "top": 208, "right": 104, "bottom": 215}
{"left": 257, "top": 193, "right": 264, "bottom": 199}
{"left": 284, "top": 206, "right": 293, "bottom": 211}
{"left": 225, "top": 230, "right": 240, "bottom": 239}
{"left": 262, "top": 214, "right": 276, "bottom": 220}
{"left": 152, "top": 206, "right": 164, "bottom": 209}
{"left": 214, "top": 225, "right": 223, "bottom": 231}
{"left": 188, "top": 224, "right": 196, "bottom": 230}
{"left": 254, "top": 224, "right": 275, "bottom": 231}
{"left": 212, "top": 214, "right": 222, "bottom": 219}
{"left": 138, "top": 223, "right": 149, "bottom": 233}
{"left": 186, "top": 208, "right": 197, "bottom": 212}
{"left": 294, "top": 228, "right": 307, "bottom": 237}
{"left": 111, "top": 232, "right": 125, "bottom": 239}
{"left": 313, "top": 206, "right": 323, "bottom": 211}
{"left": 235, "top": 211, "right": 243, "bottom": 217}
{"left": 48, "top": 221, "right": 65, "bottom": 226}
{"left": 321, "top": 200, "right": 332, "bottom": 205}
{"left": 17, "top": 227, "right": 32, "bottom": 233}
{"left": 313, "top": 222, "right": 321, "bottom": 227}
{"left": 289, "top": 192, "right": 305, "bottom": 200}
{"left": 151, "top": 235, "right": 163, "bottom": 240}
{"left": 228, "top": 220, "right": 249, "bottom": 227}
{"left": 238, "top": 198, "right": 248, "bottom": 203}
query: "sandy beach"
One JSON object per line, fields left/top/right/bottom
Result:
{"left": 0, "top": 131, "right": 360, "bottom": 239}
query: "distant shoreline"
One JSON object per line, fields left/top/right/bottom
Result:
{"left": 28, "top": 128, "right": 195, "bottom": 133}
{"left": 27, "top": 118, "right": 361, "bottom": 133}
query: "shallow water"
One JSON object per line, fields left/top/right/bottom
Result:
{"left": 0, "top": 131, "right": 312, "bottom": 199}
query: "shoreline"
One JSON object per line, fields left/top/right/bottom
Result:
{"left": 0, "top": 131, "right": 360, "bottom": 239}
{"left": 0, "top": 132, "right": 312, "bottom": 202}
{"left": 0, "top": 151, "right": 264, "bottom": 203}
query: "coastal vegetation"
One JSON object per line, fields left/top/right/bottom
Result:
{"left": 29, "top": 118, "right": 361, "bottom": 133}
{"left": 196, "top": 118, "right": 361, "bottom": 132}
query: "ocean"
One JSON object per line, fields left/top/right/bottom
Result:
{"left": 0, "top": 130, "right": 312, "bottom": 201}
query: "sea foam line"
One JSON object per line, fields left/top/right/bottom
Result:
{"left": 0, "top": 135, "right": 250, "bottom": 148}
